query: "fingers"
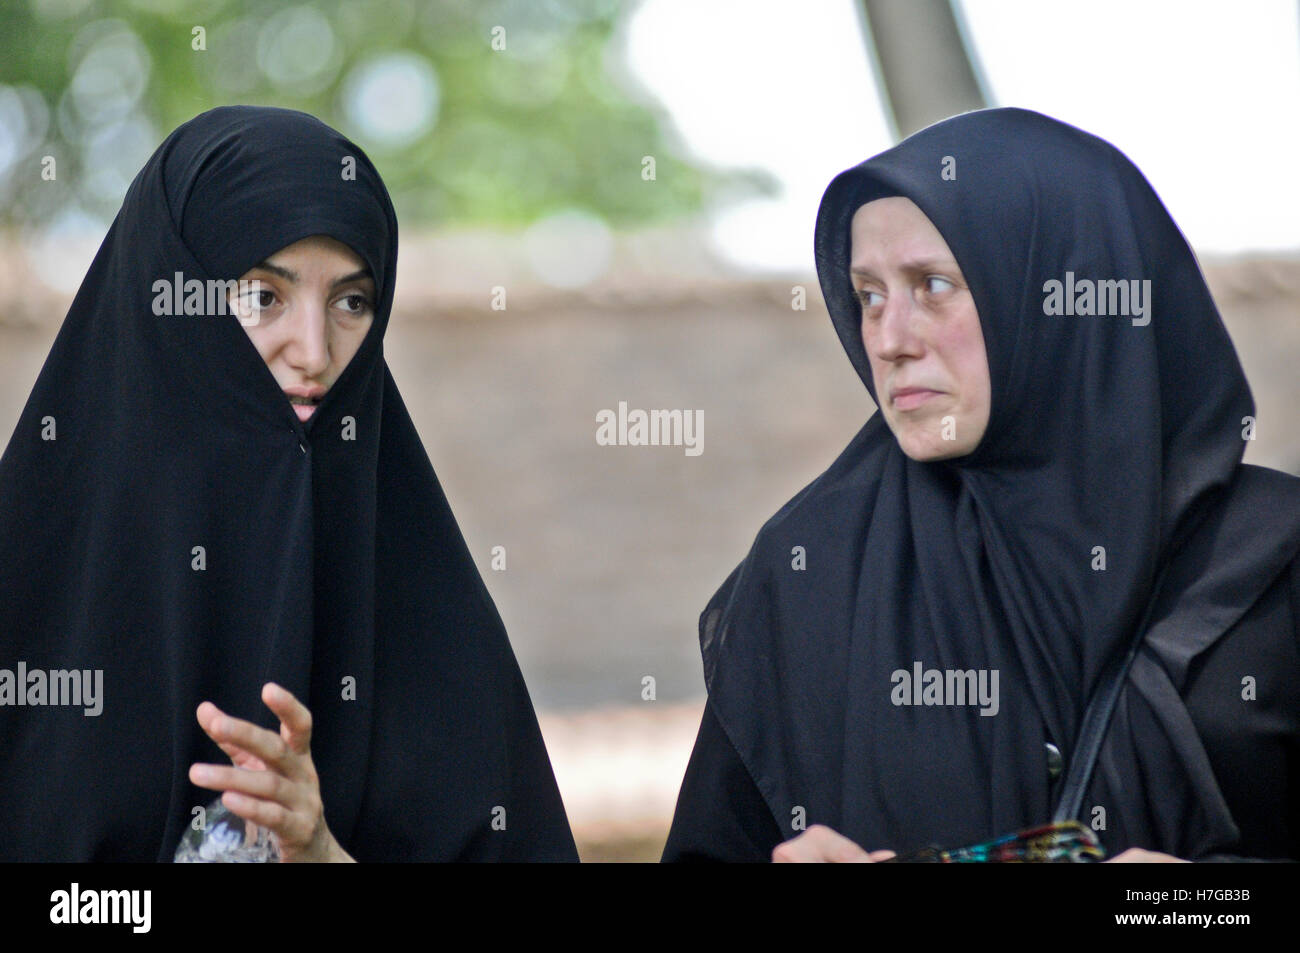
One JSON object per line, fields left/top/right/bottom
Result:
{"left": 189, "top": 762, "right": 289, "bottom": 803}
{"left": 219, "top": 791, "right": 314, "bottom": 848}
{"left": 187, "top": 761, "right": 313, "bottom": 845}
{"left": 194, "top": 699, "right": 306, "bottom": 781}
{"left": 211, "top": 736, "right": 267, "bottom": 772}
{"left": 771, "top": 825, "right": 876, "bottom": 863}
{"left": 261, "top": 682, "right": 313, "bottom": 754}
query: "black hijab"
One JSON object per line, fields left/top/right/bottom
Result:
{"left": 0, "top": 106, "right": 577, "bottom": 861}
{"left": 698, "top": 107, "right": 1300, "bottom": 857}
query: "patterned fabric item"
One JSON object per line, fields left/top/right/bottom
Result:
{"left": 885, "top": 820, "right": 1105, "bottom": 863}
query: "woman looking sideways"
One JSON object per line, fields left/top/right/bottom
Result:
{"left": 0, "top": 106, "right": 577, "bottom": 862}
{"left": 663, "top": 108, "right": 1300, "bottom": 864}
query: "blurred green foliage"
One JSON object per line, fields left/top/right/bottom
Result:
{"left": 0, "top": 0, "right": 770, "bottom": 229}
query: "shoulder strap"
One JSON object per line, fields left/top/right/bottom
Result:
{"left": 1052, "top": 558, "right": 1174, "bottom": 824}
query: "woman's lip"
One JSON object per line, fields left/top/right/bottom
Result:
{"left": 292, "top": 403, "right": 316, "bottom": 422}
{"left": 892, "top": 389, "right": 942, "bottom": 411}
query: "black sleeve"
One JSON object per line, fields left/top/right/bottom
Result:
{"left": 1182, "top": 555, "right": 1300, "bottom": 861}
{"left": 661, "top": 700, "right": 784, "bottom": 862}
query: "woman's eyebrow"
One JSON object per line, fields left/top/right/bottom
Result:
{"left": 330, "top": 269, "right": 372, "bottom": 289}
{"left": 248, "top": 261, "right": 372, "bottom": 289}
{"left": 251, "top": 260, "right": 297, "bottom": 282}
{"left": 851, "top": 258, "right": 957, "bottom": 281}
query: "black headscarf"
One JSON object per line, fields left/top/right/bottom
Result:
{"left": 0, "top": 105, "right": 577, "bottom": 861}
{"left": 698, "top": 107, "right": 1300, "bottom": 857}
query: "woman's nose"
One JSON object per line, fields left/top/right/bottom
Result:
{"left": 285, "top": 303, "right": 330, "bottom": 377}
{"left": 869, "top": 290, "right": 924, "bottom": 363}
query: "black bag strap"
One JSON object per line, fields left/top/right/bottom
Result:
{"left": 1051, "top": 558, "right": 1174, "bottom": 824}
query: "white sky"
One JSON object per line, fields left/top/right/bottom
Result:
{"left": 625, "top": 0, "right": 1300, "bottom": 273}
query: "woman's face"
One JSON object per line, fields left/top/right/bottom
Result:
{"left": 229, "top": 234, "right": 375, "bottom": 422}
{"left": 850, "top": 196, "right": 990, "bottom": 461}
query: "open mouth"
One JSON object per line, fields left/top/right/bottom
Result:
{"left": 286, "top": 392, "right": 324, "bottom": 421}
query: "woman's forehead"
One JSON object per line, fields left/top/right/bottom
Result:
{"left": 849, "top": 197, "right": 960, "bottom": 270}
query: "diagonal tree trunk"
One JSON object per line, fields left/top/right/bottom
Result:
{"left": 858, "top": 0, "right": 990, "bottom": 139}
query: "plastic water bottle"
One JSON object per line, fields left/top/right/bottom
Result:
{"left": 174, "top": 797, "right": 281, "bottom": 863}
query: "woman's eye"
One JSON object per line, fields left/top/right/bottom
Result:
{"left": 856, "top": 288, "right": 884, "bottom": 308}
{"left": 337, "top": 294, "right": 374, "bottom": 316}
{"left": 236, "top": 289, "right": 276, "bottom": 312}
{"left": 925, "top": 275, "right": 955, "bottom": 294}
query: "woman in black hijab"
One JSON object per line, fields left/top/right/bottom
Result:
{"left": 662, "top": 107, "right": 1300, "bottom": 863}
{"left": 0, "top": 105, "right": 578, "bottom": 862}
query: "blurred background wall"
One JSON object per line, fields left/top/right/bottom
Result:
{"left": 1, "top": 0, "right": 1297, "bottom": 861}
